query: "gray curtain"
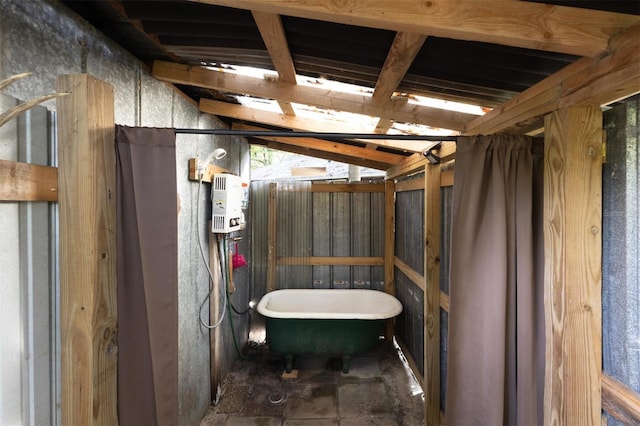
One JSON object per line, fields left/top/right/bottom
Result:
{"left": 445, "top": 135, "right": 544, "bottom": 425}
{"left": 116, "top": 126, "right": 178, "bottom": 426}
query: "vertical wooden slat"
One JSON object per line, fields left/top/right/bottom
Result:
{"left": 266, "top": 182, "right": 278, "bottom": 292}
{"left": 424, "top": 164, "right": 441, "bottom": 425}
{"left": 57, "top": 74, "right": 117, "bottom": 425}
{"left": 384, "top": 179, "right": 396, "bottom": 339}
{"left": 544, "top": 106, "right": 603, "bottom": 425}
{"left": 209, "top": 229, "right": 221, "bottom": 398}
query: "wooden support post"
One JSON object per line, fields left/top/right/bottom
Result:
{"left": 266, "top": 182, "right": 278, "bottom": 292}
{"left": 384, "top": 179, "right": 396, "bottom": 340}
{"left": 209, "top": 229, "right": 222, "bottom": 400}
{"left": 543, "top": 106, "right": 602, "bottom": 425}
{"left": 57, "top": 74, "right": 117, "bottom": 425}
{"left": 424, "top": 164, "right": 441, "bottom": 425}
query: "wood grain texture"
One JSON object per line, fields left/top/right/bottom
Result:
{"left": 384, "top": 179, "right": 396, "bottom": 340}
{"left": 372, "top": 32, "right": 427, "bottom": 104}
{"left": 209, "top": 230, "right": 222, "bottom": 399}
{"left": 386, "top": 153, "right": 428, "bottom": 180}
{"left": 439, "top": 291, "right": 449, "bottom": 313}
{"left": 278, "top": 256, "right": 384, "bottom": 266}
{"left": 543, "top": 106, "right": 603, "bottom": 426}
{"left": 190, "top": 0, "right": 638, "bottom": 57}
{"left": 311, "top": 183, "right": 385, "bottom": 193}
{"left": 394, "top": 256, "right": 425, "bottom": 291}
{"left": 252, "top": 11, "right": 297, "bottom": 84}
{"left": 57, "top": 74, "right": 117, "bottom": 425}
{"left": 602, "top": 374, "right": 640, "bottom": 424}
{"left": 440, "top": 169, "right": 454, "bottom": 188}
{"left": 187, "top": 158, "right": 232, "bottom": 182}
{"left": 225, "top": 110, "right": 425, "bottom": 154}
{"left": 251, "top": 138, "right": 393, "bottom": 171}
{"left": 396, "top": 177, "right": 424, "bottom": 193}
{"left": 466, "top": 23, "right": 640, "bottom": 135}
{"left": 424, "top": 163, "right": 441, "bottom": 426}
{"left": 0, "top": 159, "right": 58, "bottom": 201}
{"left": 266, "top": 182, "right": 278, "bottom": 292}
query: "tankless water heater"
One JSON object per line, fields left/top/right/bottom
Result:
{"left": 211, "top": 173, "right": 243, "bottom": 233}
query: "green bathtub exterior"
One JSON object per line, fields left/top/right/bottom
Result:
{"left": 264, "top": 317, "right": 386, "bottom": 373}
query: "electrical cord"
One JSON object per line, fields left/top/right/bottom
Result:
{"left": 197, "top": 177, "right": 227, "bottom": 329}
{"left": 224, "top": 238, "right": 253, "bottom": 360}
{"left": 194, "top": 168, "right": 252, "bottom": 358}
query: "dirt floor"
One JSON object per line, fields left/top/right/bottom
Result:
{"left": 200, "top": 339, "right": 425, "bottom": 425}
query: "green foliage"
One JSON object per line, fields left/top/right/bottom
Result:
{"left": 250, "top": 145, "right": 272, "bottom": 169}
{"left": 250, "top": 145, "right": 287, "bottom": 169}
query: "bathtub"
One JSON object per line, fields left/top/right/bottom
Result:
{"left": 257, "top": 289, "right": 403, "bottom": 373}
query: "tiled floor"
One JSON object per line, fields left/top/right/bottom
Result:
{"left": 200, "top": 339, "right": 425, "bottom": 425}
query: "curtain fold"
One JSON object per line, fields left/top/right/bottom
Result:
{"left": 445, "top": 135, "right": 544, "bottom": 425}
{"left": 116, "top": 126, "right": 178, "bottom": 426}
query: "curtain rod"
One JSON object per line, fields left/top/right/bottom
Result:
{"left": 174, "top": 128, "right": 458, "bottom": 142}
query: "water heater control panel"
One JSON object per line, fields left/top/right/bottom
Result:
{"left": 211, "top": 173, "right": 243, "bottom": 233}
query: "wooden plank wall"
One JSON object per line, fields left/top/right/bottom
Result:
{"left": 56, "top": 74, "right": 118, "bottom": 425}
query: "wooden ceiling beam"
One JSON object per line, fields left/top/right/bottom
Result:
{"left": 199, "top": 98, "right": 432, "bottom": 152}
{"left": 154, "top": 60, "right": 475, "bottom": 131}
{"left": 252, "top": 11, "right": 297, "bottom": 84}
{"left": 252, "top": 11, "right": 299, "bottom": 116}
{"left": 372, "top": 32, "right": 426, "bottom": 136}
{"left": 233, "top": 123, "right": 406, "bottom": 166}
{"left": 248, "top": 138, "right": 394, "bottom": 170}
{"left": 465, "top": 22, "right": 640, "bottom": 135}
{"left": 372, "top": 32, "right": 427, "bottom": 104}
{"left": 189, "top": 0, "right": 639, "bottom": 57}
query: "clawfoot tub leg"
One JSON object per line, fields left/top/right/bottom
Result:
{"left": 341, "top": 354, "right": 352, "bottom": 374}
{"left": 285, "top": 354, "right": 294, "bottom": 373}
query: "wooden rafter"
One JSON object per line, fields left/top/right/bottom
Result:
{"left": 464, "top": 23, "right": 640, "bottom": 135}
{"left": 252, "top": 11, "right": 299, "bottom": 116}
{"left": 232, "top": 122, "right": 407, "bottom": 167}
{"left": 372, "top": 32, "right": 427, "bottom": 135}
{"left": 248, "top": 137, "right": 395, "bottom": 170}
{"left": 199, "top": 98, "right": 433, "bottom": 152}
{"left": 189, "top": 0, "right": 638, "bottom": 57}
{"left": 252, "top": 11, "right": 297, "bottom": 84}
{"left": 154, "top": 60, "right": 475, "bottom": 131}
{"left": 372, "top": 32, "right": 427, "bottom": 104}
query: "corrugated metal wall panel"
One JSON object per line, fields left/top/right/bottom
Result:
{"left": 440, "top": 186, "right": 453, "bottom": 294}
{"left": 370, "top": 191, "right": 385, "bottom": 291}
{"left": 395, "top": 269, "right": 425, "bottom": 375}
{"left": 332, "top": 192, "right": 351, "bottom": 288}
{"left": 602, "top": 97, "right": 640, "bottom": 425}
{"left": 312, "top": 191, "right": 331, "bottom": 288}
{"left": 440, "top": 185, "right": 453, "bottom": 412}
{"left": 276, "top": 181, "right": 312, "bottom": 288}
{"left": 440, "top": 309, "right": 449, "bottom": 411}
{"left": 352, "top": 192, "right": 372, "bottom": 288}
{"left": 250, "top": 181, "right": 270, "bottom": 299}
{"left": 395, "top": 180, "right": 424, "bottom": 273}
{"left": 394, "top": 176, "right": 426, "bottom": 376}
